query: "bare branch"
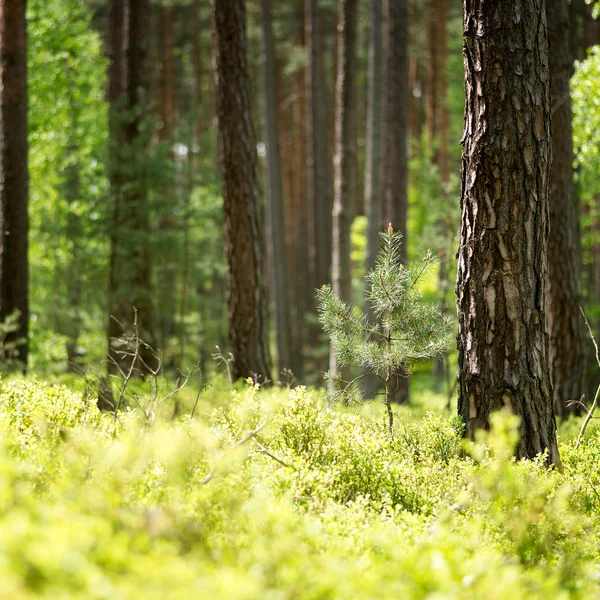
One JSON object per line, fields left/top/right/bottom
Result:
{"left": 581, "top": 307, "right": 600, "bottom": 368}
{"left": 252, "top": 437, "right": 290, "bottom": 468}
{"left": 202, "top": 420, "right": 269, "bottom": 485}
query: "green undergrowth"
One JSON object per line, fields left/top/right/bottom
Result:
{"left": 0, "top": 378, "right": 598, "bottom": 598}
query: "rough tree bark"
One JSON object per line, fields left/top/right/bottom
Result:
{"left": 0, "top": 0, "right": 28, "bottom": 367}
{"left": 260, "top": 0, "right": 294, "bottom": 378}
{"left": 383, "top": 0, "right": 410, "bottom": 404}
{"left": 456, "top": 0, "right": 561, "bottom": 466}
{"left": 211, "top": 0, "right": 272, "bottom": 382}
{"left": 547, "top": 0, "right": 585, "bottom": 417}
{"left": 330, "top": 0, "right": 358, "bottom": 386}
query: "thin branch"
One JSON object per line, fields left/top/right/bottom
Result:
{"left": 576, "top": 385, "right": 600, "bottom": 449}
{"left": 581, "top": 307, "right": 600, "bottom": 368}
{"left": 329, "top": 304, "right": 386, "bottom": 339}
{"left": 202, "top": 420, "right": 269, "bottom": 485}
{"left": 378, "top": 268, "right": 396, "bottom": 307}
{"left": 406, "top": 251, "right": 433, "bottom": 294}
{"left": 576, "top": 308, "right": 600, "bottom": 448}
{"left": 340, "top": 371, "right": 386, "bottom": 394}
{"left": 252, "top": 437, "right": 290, "bottom": 468}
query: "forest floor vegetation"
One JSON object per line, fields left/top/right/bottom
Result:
{"left": 0, "top": 376, "right": 598, "bottom": 598}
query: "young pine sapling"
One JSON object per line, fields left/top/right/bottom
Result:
{"left": 317, "top": 226, "right": 451, "bottom": 437}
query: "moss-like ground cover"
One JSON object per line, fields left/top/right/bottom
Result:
{"left": 0, "top": 378, "right": 598, "bottom": 599}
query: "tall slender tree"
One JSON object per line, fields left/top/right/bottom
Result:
{"left": 426, "top": 0, "right": 440, "bottom": 143}
{"left": 305, "top": 0, "right": 333, "bottom": 296}
{"left": 547, "top": 0, "right": 585, "bottom": 417}
{"left": 363, "top": 0, "right": 383, "bottom": 309}
{"left": 63, "top": 59, "right": 83, "bottom": 372}
{"left": 290, "top": 3, "right": 309, "bottom": 379}
{"left": 456, "top": 0, "right": 560, "bottom": 466}
{"left": 431, "top": 0, "right": 452, "bottom": 386}
{"left": 156, "top": 5, "right": 177, "bottom": 357}
{"left": 106, "top": 0, "right": 125, "bottom": 371}
{"left": 383, "top": 0, "right": 409, "bottom": 403}
{"left": 0, "top": 0, "right": 29, "bottom": 367}
{"left": 330, "top": 0, "right": 358, "bottom": 386}
{"left": 260, "top": 0, "right": 294, "bottom": 378}
{"left": 211, "top": 0, "right": 272, "bottom": 382}
{"left": 107, "top": 0, "right": 158, "bottom": 372}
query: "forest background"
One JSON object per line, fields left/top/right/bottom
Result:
{"left": 1, "top": 1, "right": 600, "bottom": 597}
{"left": 1, "top": 1, "right": 600, "bottom": 427}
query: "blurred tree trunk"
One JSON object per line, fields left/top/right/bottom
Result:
{"left": 0, "top": 0, "right": 29, "bottom": 367}
{"left": 290, "top": 2, "right": 309, "bottom": 381}
{"left": 108, "top": 0, "right": 158, "bottom": 374}
{"left": 408, "top": 0, "right": 426, "bottom": 141}
{"left": 305, "top": 0, "right": 333, "bottom": 373}
{"left": 431, "top": 0, "right": 452, "bottom": 386}
{"left": 457, "top": 0, "right": 560, "bottom": 467}
{"left": 260, "top": 0, "right": 294, "bottom": 379}
{"left": 192, "top": 2, "right": 203, "bottom": 144}
{"left": 64, "top": 62, "right": 83, "bottom": 373}
{"left": 364, "top": 0, "right": 383, "bottom": 308}
{"left": 179, "top": 2, "right": 204, "bottom": 368}
{"left": 569, "top": 0, "right": 600, "bottom": 60}
{"left": 107, "top": 0, "right": 124, "bottom": 372}
{"left": 547, "top": 0, "right": 585, "bottom": 417}
{"left": 211, "top": 0, "right": 272, "bottom": 383}
{"left": 276, "top": 63, "right": 301, "bottom": 380}
{"left": 426, "top": 0, "right": 440, "bottom": 143}
{"left": 157, "top": 5, "right": 177, "bottom": 362}
{"left": 383, "top": 0, "right": 409, "bottom": 404}
{"left": 330, "top": 0, "right": 358, "bottom": 388}
{"left": 362, "top": 0, "right": 384, "bottom": 399}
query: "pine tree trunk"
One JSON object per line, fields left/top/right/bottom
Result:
{"left": 108, "top": 0, "right": 158, "bottom": 374}
{"left": 64, "top": 63, "right": 83, "bottom": 373}
{"left": 291, "top": 6, "right": 309, "bottom": 380}
{"left": 363, "top": 0, "right": 384, "bottom": 398}
{"left": 330, "top": 0, "right": 358, "bottom": 386}
{"left": 260, "top": 0, "right": 294, "bottom": 379}
{"left": 0, "top": 0, "right": 29, "bottom": 367}
{"left": 192, "top": 3, "right": 203, "bottom": 144}
{"left": 156, "top": 5, "right": 176, "bottom": 362}
{"left": 433, "top": 0, "right": 451, "bottom": 386}
{"left": 364, "top": 0, "right": 383, "bottom": 307}
{"left": 276, "top": 61, "right": 302, "bottom": 380}
{"left": 437, "top": 0, "right": 450, "bottom": 188}
{"left": 547, "top": 0, "right": 585, "bottom": 417}
{"left": 180, "top": 2, "right": 204, "bottom": 367}
{"left": 457, "top": 0, "right": 560, "bottom": 467}
{"left": 120, "top": 0, "right": 158, "bottom": 372}
{"left": 305, "top": 0, "right": 333, "bottom": 296}
{"left": 383, "top": 0, "right": 409, "bottom": 404}
{"left": 426, "top": 0, "right": 440, "bottom": 143}
{"left": 107, "top": 0, "right": 124, "bottom": 372}
{"left": 211, "top": 0, "right": 272, "bottom": 383}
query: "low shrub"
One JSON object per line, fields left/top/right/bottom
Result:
{"left": 0, "top": 378, "right": 596, "bottom": 598}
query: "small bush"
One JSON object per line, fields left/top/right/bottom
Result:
{"left": 0, "top": 379, "right": 596, "bottom": 598}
